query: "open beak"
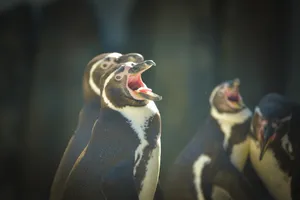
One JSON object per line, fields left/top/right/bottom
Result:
{"left": 226, "top": 78, "right": 245, "bottom": 108}
{"left": 127, "top": 60, "right": 162, "bottom": 101}
{"left": 118, "top": 53, "right": 144, "bottom": 63}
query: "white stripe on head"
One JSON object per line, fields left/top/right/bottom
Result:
{"left": 251, "top": 107, "right": 262, "bottom": 133}
{"left": 88, "top": 52, "right": 122, "bottom": 96}
{"left": 209, "top": 84, "right": 222, "bottom": 105}
{"left": 255, "top": 106, "right": 262, "bottom": 117}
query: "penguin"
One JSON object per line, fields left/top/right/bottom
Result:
{"left": 61, "top": 60, "right": 163, "bottom": 200}
{"left": 50, "top": 52, "right": 144, "bottom": 200}
{"left": 248, "top": 93, "right": 300, "bottom": 200}
{"left": 163, "top": 78, "right": 265, "bottom": 200}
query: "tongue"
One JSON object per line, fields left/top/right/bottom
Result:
{"left": 135, "top": 87, "right": 162, "bottom": 101}
{"left": 137, "top": 87, "right": 152, "bottom": 93}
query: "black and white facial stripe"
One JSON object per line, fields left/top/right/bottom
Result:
{"left": 88, "top": 52, "right": 123, "bottom": 95}
{"left": 85, "top": 52, "right": 145, "bottom": 101}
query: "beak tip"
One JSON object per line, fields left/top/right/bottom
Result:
{"left": 233, "top": 78, "right": 240, "bottom": 86}
{"left": 145, "top": 60, "right": 156, "bottom": 67}
{"left": 154, "top": 95, "right": 163, "bottom": 101}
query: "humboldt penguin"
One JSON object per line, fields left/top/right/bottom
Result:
{"left": 50, "top": 52, "right": 144, "bottom": 200}
{"left": 164, "top": 78, "right": 266, "bottom": 200}
{"left": 61, "top": 60, "right": 163, "bottom": 200}
{"left": 249, "top": 93, "right": 300, "bottom": 200}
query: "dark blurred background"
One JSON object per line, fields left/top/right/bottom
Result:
{"left": 0, "top": 0, "right": 299, "bottom": 199}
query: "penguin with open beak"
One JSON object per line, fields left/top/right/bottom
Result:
{"left": 249, "top": 93, "right": 300, "bottom": 200}
{"left": 61, "top": 61, "right": 163, "bottom": 200}
{"left": 164, "top": 79, "right": 266, "bottom": 200}
{"left": 49, "top": 52, "right": 144, "bottom": 200}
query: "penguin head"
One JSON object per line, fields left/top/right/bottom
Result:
{"left": 209, "top": 78, "right": 246, "bottom": 113}
{"left": 251, "top": 93, "right": 292, "bottom": 160}
{"left": 100, "top": 60, "right": 162, "bottom": 109}
{"left": 83, "top": 52, "right": 144, "bottom": 102}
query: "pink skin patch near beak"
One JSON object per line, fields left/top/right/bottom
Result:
{"left": 258, "top": 119, "right": 277, "bottom": 142}
{"left": 258, "top": 119, "right": 267, "bottom": 141}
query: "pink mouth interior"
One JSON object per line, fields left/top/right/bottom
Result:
{"left": 127, "top": 74, "right": 152, "bottom": 93}
{"left": 225, "top": 90, "right": 241, "bottom": 102}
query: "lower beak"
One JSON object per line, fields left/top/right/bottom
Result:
{"left": 128, "top": 60, "right": 156, "bottom": 74}
{"left": 231, "top": 99, "right": 245, "bottom": 109}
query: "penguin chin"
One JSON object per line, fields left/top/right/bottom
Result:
{"left": 126, "top": 73, "right": 162, "bottom": 102}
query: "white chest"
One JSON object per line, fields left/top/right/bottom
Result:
{"left": 138, "top": 139, "right": 161, "bottom": 200}
{"left": 230, "top": 138, "right": 250, "bottom": 171}
{"left": 249, "top": 139, "right": 291, "bottom": 200}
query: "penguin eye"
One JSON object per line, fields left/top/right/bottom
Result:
{"left": 101, "top": 63, "right": 109, "bottom": 69}
{"left": 115, "top": 75, "right": 123, "bottom": 81}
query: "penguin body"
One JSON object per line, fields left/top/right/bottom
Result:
{"left": 164, "top": 79, "right": 263, "bottom": 200}
{"left": 249, "top": 138, "right": 291, "bottom": 200}
{"left": 249, "top": 93, "right": 300, "bottom": 200}
{"left": 62, "top": 61, "right": 163, "bottom": 200}
{"left": 50, "top": 52, "right": 144, "bottom": 200}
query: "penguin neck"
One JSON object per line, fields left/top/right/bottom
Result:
{"left": 102, "top": 92, "right": 160, "bottom": 130}
{"left": 210, "top": 106, "right": 252, "bottom": 148}
{"left": 111, "top": 101, "right": 159, "bottom": 125}
{"left": 83, "top": 96, "right": 101, "bottom": 112}
{"left": 210, "top": 106, "right": 252, "bottom": 125}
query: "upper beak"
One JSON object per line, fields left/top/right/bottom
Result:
{"left": 228, "top": 78, "right": 245, "bottom": 108}
{"left": 232, "top": 78, "right": 240, "bottom": 88}
{"left": 259, "top": 125, "right": 274, "bottom": 161}
{"left": 118, "top": 53, "right": 144, "bottom": 63}
{"left": 128, "top": 60, "right": 156, "bottom": 74}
